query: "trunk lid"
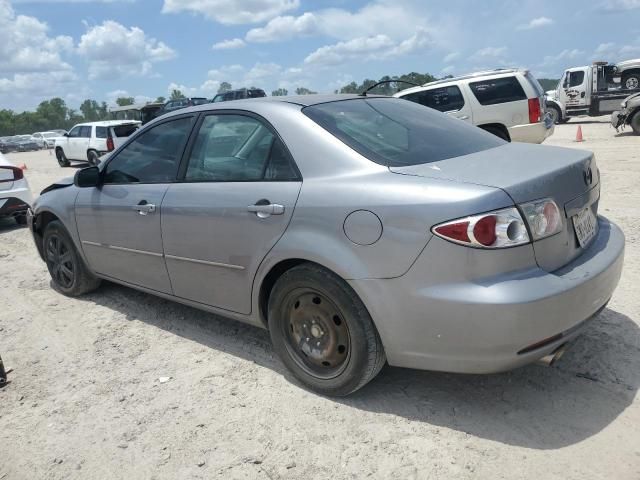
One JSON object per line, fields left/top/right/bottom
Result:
{"left": 390, "top": 143, "right": 599, "bottom": 271}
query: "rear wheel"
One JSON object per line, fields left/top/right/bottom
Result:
{"left": 87, "top": 149, "right": 100, "bottom": 166}
{"left": 56, "top": 148, "right": 70, "bottom": 167}
{"left": 43, "top": 221, "right": 101, "bottom": 296}
{"left": 548, "top": 105, "right": 563, "bottom": 125}
{"left": 15, "top": 214, "right": 27, "bottom": 226}
{"left": 268, "top": 264, "right": 385, "bottom": 396}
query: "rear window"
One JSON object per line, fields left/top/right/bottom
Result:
{"left": 248, "top": 89, "right": 266, "bottom": 98}
{"left": 96, "top": 127, "right": 108, "bottom": 139}
{"left": 303, "top": 98, "right": 503, "bottom": 167}
{"left": 469, "top": 76, "right": 527, "bottom": 105}
{"left": 401, "top": 86, "right": 465, "bottom": 112}
{"left": 524, "top": 72, "right": 544, "bottom": 97}
{"left": 112, "top": 124, "right": 140, "bottom": 137}
{"left": 192, "top": 98, "right": 209, "bottom": 106}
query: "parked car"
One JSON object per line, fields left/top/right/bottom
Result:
{"left": 611, "top": 91, "right": 640, "bottom": 135}
{"left": 32, "top": 131, "right": 64, "bottom": 149}
{"left": 54, "top": 121, "right": 141, "bottom": 167}
{"left": 394, "top": 69, "right": 554, "bottom": 143}
{"left": 28, "top": 95, "right": 624, "bottom": 396}
{"left": 0, "top": 152, "right": 32, "bottom": 225}
{"left": 212, "top": 88, "right": 267, "bottom": 103}
{"left": 0, "top": 137, "right": 17, "bottom": 154}
{"left": 156, "top": 98, "right": 209, "bottom": 117}
{"left": 14, "top": 135, "right": 41, "bottom": 152}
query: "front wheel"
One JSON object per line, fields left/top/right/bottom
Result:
{"left": 43, "top": 221, "right": 101, "bottom": 296}
{"left": 623, "top": 74, "right": 640, "bottom": 91}
{"left": 630, "top": 111, "right": 640, "bottom": 135}
{"left": 56, "top": 148, "right": 70, "bottom": 167}
{"left": 268, "top": 264, "right": 386, "bottom": 396}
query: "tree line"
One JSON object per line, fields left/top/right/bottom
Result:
{"left": 1, "top": 73, "right": 559, "bottom": 136}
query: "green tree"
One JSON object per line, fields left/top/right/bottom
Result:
{"left": 97, "top": 102, "right": 109, "bottom": 120}
{"left": 79, "top": 99, "right": 101, "bottom": 122}
{"left": 218, "top": 82, "right": 232, "bottom": 94}
{"left": 116, "top": 97, "right": 135, "bottom": 107}
{"left": 339, "top": 82, "right": 359, "bottom": 94}
{"left": 170, "top": 89, "right": 186, "bottom": 100}
{"left": 295, "top": 87, "right": 317, "bottom": 95}
{"left": 271, "top": 88, "right": 288, "bottom": 96}
{"left": 155, "top": 96, "right": 166, "bottom": 103}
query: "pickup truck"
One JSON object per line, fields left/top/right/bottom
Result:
{"left": 546, "top": 59, "right": 640, "bottom": 123}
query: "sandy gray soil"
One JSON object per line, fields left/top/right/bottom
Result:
{"left": 1, "top": 118, "right": 639, "bottom": 479}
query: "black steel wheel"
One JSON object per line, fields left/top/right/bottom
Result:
{"left": 56, "top": 148, "right": 70, "bottom": 167}
{"left": 268, "top": 263, "right": 386, "bottom": 396}
{"left": 87, "top": 150, "right": 100, "bottom": 166}
{"left": 42, "top": 221, "right": 101, "bottom": 296}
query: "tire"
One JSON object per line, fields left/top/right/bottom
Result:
{"left": 481, "top": 125, "right": 510, "bottom": 142}
{"left": 622, "top": 74, "right": 640, "bottom": 91}
{"left": 87, "top": 150, "right": 100, "bottom": 166}
{"left": 56, "top": 148, "right": 70, "bottom": 167}
{"left": 268, "top": 263, "right": 386, "bottom": 396}
{"left": 15, "top": 214, "right": 27, "bottom": 226}
{"left": 42, "top": 220, "right": 101, "bottom": 296}
{"left": 548, "top": 105, "right": 563, "bottom": 125}
{"left": 629, "top": 111, "right": 640, "bottom": 135}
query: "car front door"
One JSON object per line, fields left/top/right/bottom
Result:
{"left": 63, "top": 126, "right": 81, "bottom": 159}
{"left": 560, "top": 68, "right": 588, "bottom": 108}
{"left": 161, "top": 113, "right": 302, "bottom": 314}
{"left": 75, "top": 115, "right": 195, "bottom": 293}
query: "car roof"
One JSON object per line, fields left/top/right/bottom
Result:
{"left": 74, "top": 120, "right": 142, "bottom": 127}
{"left": 207, "top": 93, "right": 380, "bottom": 107}
{"left": 395, "top": 69, "right": 525, "bottom": 96}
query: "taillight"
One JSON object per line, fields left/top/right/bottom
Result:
{"left": 106, "top": 135, "right": 114, "bottom": 152}
{"left": 528, "top": 97, "right": 541, "bottom": 123}
{"left": 0, "top": 166, "right": 23, "bottom": 182}
{"left": 520, "top": 198, "right": 562, "bottom": 240}
{"left": 433, "top": 207, "right": 529, "bottom": 249}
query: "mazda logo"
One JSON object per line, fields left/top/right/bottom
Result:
{"left": 584, "top": 167, "right": 593, "bottom": 186}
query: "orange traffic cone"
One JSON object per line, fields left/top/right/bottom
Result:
{"left": 574, "top": 125, "right": 584, "bottom": 143}
{"left": 19, "top": 163, "right": 27, "bottom": 170}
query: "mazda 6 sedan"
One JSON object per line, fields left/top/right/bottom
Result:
{"left": 28, "top": 95, "right": 625, "bottom": 396}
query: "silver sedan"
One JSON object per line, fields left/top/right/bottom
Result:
{"left": 28, "top": 95, "right": 625, "bottom": 396}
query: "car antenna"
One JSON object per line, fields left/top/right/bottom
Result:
{"left": 359, "top": 80, "right": 420, "bottom": 96}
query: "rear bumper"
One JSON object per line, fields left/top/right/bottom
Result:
{"left": 509, "top": 118, "right": 555, "bottom": 144}
{"left": 349, "top": 217, "right": 624, "bottom": 373}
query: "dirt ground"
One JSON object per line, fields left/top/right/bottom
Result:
{"left": 1, "top": 118, "right": 639, "bottom": 480}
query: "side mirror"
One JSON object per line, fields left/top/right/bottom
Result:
{"left": 0, "top": 166, "right": 24, "bottom": 183}
{"left": 63, "top": 132, "right": 69, "bottom": 137}
{"left": 74, "top": 166, "right": 101, "bottom": 188}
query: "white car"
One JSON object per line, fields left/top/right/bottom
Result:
{"left": 54, "top": 120, "right": 141, "bottom": 167}
{"left": 0, "top": 152, "right": 33, "bottom": 225}
{"left": 394, "top": 69, "right": 554, "bottom": 143}
{"left": 32, "top": 131, "right": 65, "bottom": 149}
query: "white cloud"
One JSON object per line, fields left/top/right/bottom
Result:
{"left": 593, "top": 42, "right": 640, "bottom": 60}
{"left": 0, "top": 71, "right": 77, "bottom": 96}
{"left": 540, "top": 48, "right": 584, "bottom": 67}
{"left": 106, "top": 89, "right": 153, "bottom": 106}
{"left": 473, "top": 46, "right": 508, "bottom": 59}
{"left": 517, "top": 16, "right": 554, "bottom": 30}
{"left": 212, "top": 38, "right": 246, "bottom": 50}
{"left": 443, "top": 52, "right": 460, "bottom": 63}
{"left": 78, "top": 20, "right": 176, "bottom": 80}
{"left": 304, "top": 29, "right": 433, "bottom": 67}
{"left": 599, "top": 0, "right": 640, "bottom": 11}
{"left": 245, "top": 1, "right": 433, "bottom": 44}
{"left": 162, "top": 0, "right": 299, "bottom": 25}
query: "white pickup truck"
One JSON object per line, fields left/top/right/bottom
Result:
{"left": 545, "top": 59, "right": 640, "bottom": 123}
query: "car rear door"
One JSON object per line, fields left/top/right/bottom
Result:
{"left": 400, "top": 86, "right": 473, "bottom": 123}
{"left": 75, "top": 115, "right": 195, "bottom": 293}
{"left": 161, "top": 112, "right": 302, "bottom": 314}
{"left": 468, "top": 75, "right": 528, "bottom": 128}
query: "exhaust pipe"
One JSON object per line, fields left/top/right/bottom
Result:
{"left": 537, "top": 344, "right": 567, "bottom": 367}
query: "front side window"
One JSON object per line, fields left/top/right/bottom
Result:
{"left": 67, "top": 126, "right": 81, "bottom": 138}
{"left": 402, "top": 86, "right": 465, "bottom": 112}
{"left": 469, "top": 76, "right": 527, "bottom": 105}
{"left": 185, "top": 114, "right": 298, "bottom": 182}
{"left": 103, "top": 117, "right": 193, "bottom": 184}
{"left": 303, "top": 98, "right": 503, "bottom": 167}
{"left": 96, "top": 127, "right": 108, "bottom": 139}
{"left": 568, "top": 71, "right": 585, "bottom": 88}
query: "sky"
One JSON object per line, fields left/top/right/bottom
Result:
{"left": 1, "top": 0, "right": 639, "bottom": 111}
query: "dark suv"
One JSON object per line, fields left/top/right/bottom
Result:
{"left": 212, "top": 88, "right": 266, "bottom": 103}
{"left": 158, "top": 97, "right": 209, "bottom": 116}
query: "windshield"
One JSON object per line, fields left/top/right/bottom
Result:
{"left": 303, "top": 98, "right": 503, "bottom": 167}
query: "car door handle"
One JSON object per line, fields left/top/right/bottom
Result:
{"left": 247, "top": 203, "right": 285, "bottom": 217}
{"left": 455, "top": 115, "right": 470, "bottom": 120}
{"left": 132, "top": 203, "right": 156, "bottom": 215}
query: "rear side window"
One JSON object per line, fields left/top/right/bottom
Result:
{"left": 96, "top": 127, "right": 108, "bottom": 139}
{"left": 79, "top": 126, "right": 92, "bottom": 138}
{"left": 401, "top": 86, "right": 465, "bottom": 112}
{"left": 303, "top": 98, "right": 503, "bottom": 167}
{"left": 469, "top": 76, "right": 527, "bottom": 105}
{"left": 112, "top": 124, "right": 140, "bottom": 137}
{"left": 248, "top": 89, "right": 266, "bottom": 98}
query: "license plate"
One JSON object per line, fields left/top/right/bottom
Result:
{"left": 573, "top": 207, "right": 597, "bottom": 247}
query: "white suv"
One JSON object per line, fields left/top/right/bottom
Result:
{"left": 54, "top": 120, "right": 141, "bottom": 167}
{"left": 394, "top": 69, "right": 554, "bottom": 143}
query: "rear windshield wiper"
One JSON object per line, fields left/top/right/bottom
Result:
{"left": 359, "top": 80, "right": 420, "bottom": 96}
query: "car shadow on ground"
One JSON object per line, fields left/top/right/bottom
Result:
{"left": 566, "top": 119, "right": 610, "bottom": 125}
{"left": 0, "top": 216, "right": 25, "bottom": 233}
{"left": 614, "top": 131, "right": 637, "bottom": 137}
{"left": 79, "top": 281, "right": 639, "bottom": 451}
